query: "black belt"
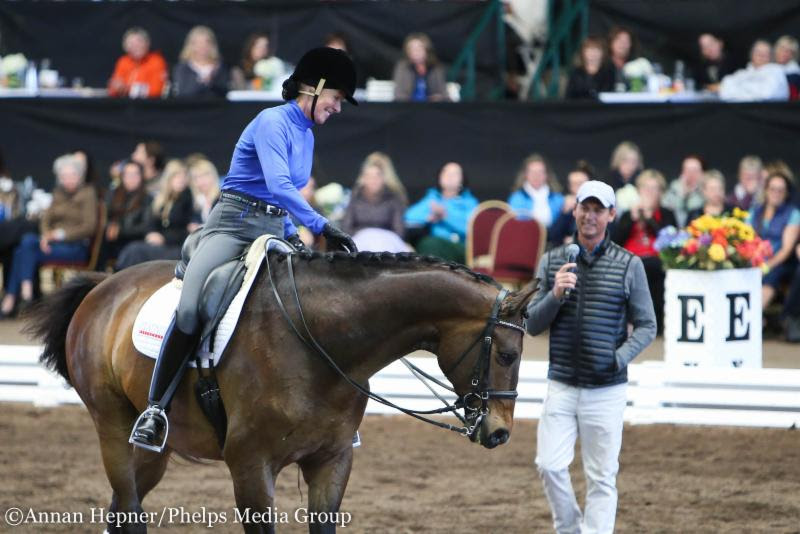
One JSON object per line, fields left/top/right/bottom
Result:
{"left": 220, "top": 191, "right": 288, "bottom": 217}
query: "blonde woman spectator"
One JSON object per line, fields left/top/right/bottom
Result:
{"left": 172, "top": 26, "right": 229, "bottom": 98}
{"left": 187, "top": 158, "right": 220, "bottom": 231}
{"left": 341, "top": 152, "right": 410, "bottom": 253}
{"left": 663, "top": 154, "right": 706, "bottom": 227}
{"left": 1, "top": 154, "right": 97, "bottom": 316}
{"left": 687, "top": 170, "right": 734, "bottom": 222}
{"left": 115, "top": 160, "right": 195, "bottom": 270}
{"left": 726, "top": 155, "right": 763, "bottom": 210}
{"left": 507, "top": 153, "right": 564, "bottom": 231}
{"left": 607, "top": 141, "right": 643, "bottom": 215}
{"left": 393, "top": 33, "right": 450, "bottom": 102}
{"left": 720, "top": 39, "right": 789, "bottom": 101}
{"left": 774, "top": 35, "right": 800, "bottom": 74}
{"left": 108, "top": 27, "right": 168, "bottom": 98}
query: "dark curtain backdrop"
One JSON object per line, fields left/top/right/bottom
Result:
{"left": 589, "top": 0, "right": 800, "bottom": 77}
{"left": 0, "top": 1, "right": 498, "bottom": 90}
{"left": 2, "top": 99, "right": 799, "bottom": 204}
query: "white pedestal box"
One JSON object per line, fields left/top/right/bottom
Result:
{"left": 664, "top": 268, "right": 762, "bottom": 368}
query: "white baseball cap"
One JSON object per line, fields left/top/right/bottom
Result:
{"left": 576, "top": 180, "right": 616, "bottom": 208}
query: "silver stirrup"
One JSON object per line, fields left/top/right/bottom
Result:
{"left": 128, "top": 406, "right": 169, "bottom": 453}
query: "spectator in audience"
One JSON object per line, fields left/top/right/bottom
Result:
{"left": 763, "top": 160, "right": 799, "bottom": 206}
{"left": 748, "top": 171, "right": 800, "bottom": 310}
{"left": 230, "top": 33, "right": 270, "bottom": 90}
{"left": 404, "top": 161, "right": 477, "bottom": 263}
{"left": 608, "top": 27, "right": 636, "bottom": 90}
{"left": 720, "top": 39, "right": 789, "bottom": 101}
{"left": 695, "top": 33, "right": 738, "bottom": 91}
{"left": 612, "top": 169, "right": 676, "bottom": 334}
{"left": 393, "top": 33, "right": 450, "bottom": 102}
{"left": 662, "top": 154, "right": 706, "bottom": 227}
{"left": 508, "top": 153, "right": 565, "bottom": 232}
{"left": 774, "top": 35, "right": 800, "bottom": 74}
{"left": 687, "top": 170, "right": 735, "bottom": 222}
{"left": 1, "top": 154, "right": 97, "bottom": 317}
{"left": 172, "top": 26, "right": 229, "bottom": 98}
{"left": 187, "top": 158, "right": 221, "bottom": 232}
{"left": 341, "top": 152, "right": 409, "bottom": 252}
{"left": 108, "top": 27, "right": 168, "bottom": 99}
{"left": 131, "top": 140, "right": 165, "bottom": 195}
{"left": 114, "top": 159, "right": 195, "bottom": 270}
{"left": 72, "top": 148, "right": 100, "bottom": 192}
{"left": 565, "top": 36, "right": 615, "bottom": 99}
{"left": 607, "top": 141, "right": 644, "bottom": 215}
{"left": 783, "top": 244, "right": 800, "bottom": 342}
{"left": 549, "top": 161, "right": 592, "bottom": 246}
{"left": 96, "top": 160, "right": 152, "bottom": 271}
{"left": 726, "top": 155, "right": 763, "bottom": 210}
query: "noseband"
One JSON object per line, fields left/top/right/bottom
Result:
{"left": 265, "top": 246, "right": 525, "bottom": 437}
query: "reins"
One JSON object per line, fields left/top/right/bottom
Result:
{"left": 264, "top": 245, "right": 525, "bottom": 437}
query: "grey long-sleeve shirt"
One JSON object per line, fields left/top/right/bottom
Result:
{"left": 526, "top": 249, "right": 657, "bottom": 371}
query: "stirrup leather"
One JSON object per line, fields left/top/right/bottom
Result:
{"left": 129, "top": 406, "right": 169, "bottom": 453}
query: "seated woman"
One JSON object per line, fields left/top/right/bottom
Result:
{"left": 229, "top": 32, "right": 289, "bottom": 91}
{"left": 606, "top": 141, "right": 643, "bottom": 215}
{"left": 507, "top": 153, "right": 564, "bottom": 232}
{"left": 108, "top": 27, "right": 167, "bottom": 99}
{"left": 612, "top": 169, "right": 676, "bottom": 335}
{"left": 392, "top": 32, "right": 450, "bottom": 102}
{"left": 187, "top": 158, "right": 221, "bottom": 233}
{"left": 726, "top": 155, "right": 763, "bottom": 210}
{"left": 548, "top": 160, "right": 591, "bottom": 246}
{"left": 1, "top": 154, "right": 98, "bottom": 317}
{"left": 172, "top": 26, "right": 229, "bottom": 98}
{"left": 565, "top": 36, "right": 615, "bottom": 99}
{"left": 114, "top": 160, "right": 195, "bottom": 271}
{"left": 341, "top": 152, "right": 410, "bottom": 253}
{"left": 404, "top": 161, "right": 477, "bottom": 263}
{"left": 747, "top": 171, "right": 800, "bottom": 309}
{"left": 96, "top": 160, "right": 153, "bottom": 271}
{"left": 686, "top": 170, "right": 735, "bottom": 223}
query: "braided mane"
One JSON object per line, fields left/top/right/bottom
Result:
{"left": 267, "top": 250, "right": 501, "bottom": 288}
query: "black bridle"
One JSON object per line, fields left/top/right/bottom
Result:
{"left": 264, "top": 244, "right": 526, "bottom": 437}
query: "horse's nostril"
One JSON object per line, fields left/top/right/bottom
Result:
{"left": 488, "top": 428, "right": 509, "bottom": 448}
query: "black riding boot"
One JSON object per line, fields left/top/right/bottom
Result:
{"left": 129, "top": 314, "right": 197, "bottom": 452}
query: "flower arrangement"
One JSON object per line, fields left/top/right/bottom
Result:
{"left": 1, "top": 53, "right": 28, "bottom": 88}
{"left": 654, "top": 208, "right": 772, "bottom": 271}
{"left": 252, "top": 57, "right": 286, "bottom": 91}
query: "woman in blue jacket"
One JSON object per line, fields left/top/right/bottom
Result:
{"left": 130, "top": 47, "right": 359, "bottom": 452}
{"left": 507, "top": 153, "right": 564, "bottom": 231}
{"left": 405, "top": 161, "right": 478, "bottom": 263}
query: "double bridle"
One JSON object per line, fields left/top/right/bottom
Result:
{"left": 265, "top": 245, "right": 526, "bottom": 437}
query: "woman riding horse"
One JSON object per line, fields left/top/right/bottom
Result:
{"left": 130, "top": 47, "right": 359, "bottom": 452}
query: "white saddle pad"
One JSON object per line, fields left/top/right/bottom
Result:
{"left": 132, "top": 234, "right": 291, "bottom": 367}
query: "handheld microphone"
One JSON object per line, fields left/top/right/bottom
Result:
{"left": 564, "top": 243, "right": 580, "bottom": 299}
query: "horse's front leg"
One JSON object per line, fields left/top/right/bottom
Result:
{"left": 225, "top": 450, "right": 277, "bottom": 534}
{"left": 299, "top": 447, "right": 354, "bottom": 534}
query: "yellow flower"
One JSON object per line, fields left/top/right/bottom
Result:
{"left": 739, "top": 226, "right": 755, "bottom": 241}
{"left": 708, "top": 243, "right": 726, "bottom": 262}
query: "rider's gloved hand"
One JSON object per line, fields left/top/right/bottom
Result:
{"left": 321, "top": 223, "right": 357, "bottom": 253}
{"left": 286, "top": 234, "right": 308, "bottom": 253}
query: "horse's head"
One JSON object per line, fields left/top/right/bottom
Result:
{"left": 439, "top": 280, "right": 538, "bottom": 449}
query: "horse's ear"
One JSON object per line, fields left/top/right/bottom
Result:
{"left": 501, "top": 279, "right": 540, "bottom": 317}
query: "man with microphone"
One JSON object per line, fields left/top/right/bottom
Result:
{"left": 526, "top": 180, "right": 656, "bottom": 534}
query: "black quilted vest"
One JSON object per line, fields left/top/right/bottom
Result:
{"left": 545, "top": 235, "right": 634, "bottom": 388}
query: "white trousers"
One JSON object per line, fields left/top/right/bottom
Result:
{"left": 536, "top": 380, "right": 628, "bottom": 534}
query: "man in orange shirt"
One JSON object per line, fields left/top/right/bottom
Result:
{"left": 108, "top": 27, "right": 168, "bottom": 98}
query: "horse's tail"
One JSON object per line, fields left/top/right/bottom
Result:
{"left": 22, "top": 273, "right": 109, "bottom": 386}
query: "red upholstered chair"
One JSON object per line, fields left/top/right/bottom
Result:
{"left": 40, "top": 202, "right": 107, "bottom": 287}
{"left": 465, "top": 200, "right": 511, "bottom": 273}
{"left": 487, "top": 212, "right": 546, "bottom": 288}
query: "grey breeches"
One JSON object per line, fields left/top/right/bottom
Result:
{"left": 175, "top": 197, "right": 284, "bottom": 334}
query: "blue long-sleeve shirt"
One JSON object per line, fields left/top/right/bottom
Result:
{"left": 222, "top": 101, "right": 327, "bottom": 237}
{"left": 404, "top": 188, "right": 478, "bottom": 243}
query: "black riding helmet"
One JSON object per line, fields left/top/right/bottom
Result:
{"left": 284, "top": 47, "right": 358, "bottom": 120}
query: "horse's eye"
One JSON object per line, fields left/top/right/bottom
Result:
{"left": 496, "top": 352, "right": 518, "bottom": 367}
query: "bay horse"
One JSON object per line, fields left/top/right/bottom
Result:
{"left": 25, "top": 250, "right": 537, "bottom": 534}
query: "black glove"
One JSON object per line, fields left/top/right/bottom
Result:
{"left": 285, "top": 234, "right": 308, "bottom": 252}
{"left": 321, "top": 223, "right": 357, "bottom": 253}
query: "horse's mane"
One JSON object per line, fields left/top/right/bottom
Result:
{"left": 268, "top": 250, "right": 502, "bottom": 289}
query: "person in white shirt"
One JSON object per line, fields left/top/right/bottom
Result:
{"left": 720, "top": 39, "right": 789, "bottom": 101}
{"left": 774, "top": 35, "right": 800, "bottom": 74}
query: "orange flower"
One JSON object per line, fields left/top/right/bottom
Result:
{"left": 684, "top": 238, "right": 699, "bottom": 255}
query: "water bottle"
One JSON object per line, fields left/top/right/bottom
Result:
{"left": 648, "top": 63, "right": 662, "bottom": 93}
{"left": 25, "top": 61, "right": 38, "bottom": 91}
{"left": 673, "top": 60, "right": 685, "bottom": 93}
